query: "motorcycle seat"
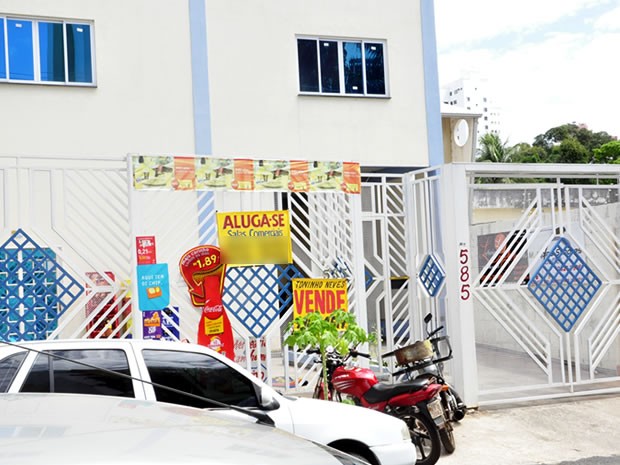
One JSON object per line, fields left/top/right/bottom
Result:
{"left": 363, "top": 378, "right": 430, "bottom": 404}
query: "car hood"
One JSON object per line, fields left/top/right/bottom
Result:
{"left": 284, "top": 396, "right": 408, "bottom": 447}
{"left": 0, "top": 393, "right": 346, "bottom": 465}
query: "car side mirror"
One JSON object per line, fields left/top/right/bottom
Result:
{"left": 259, "top": 388, "right": 280, "bottom": 411}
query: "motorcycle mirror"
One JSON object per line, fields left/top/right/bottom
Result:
{"left": 424, "top": 313, "right": 432, "bottom": 324}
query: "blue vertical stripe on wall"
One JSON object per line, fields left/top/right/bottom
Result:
{"left": 189, "top": 0, "right": 216, "bottom": 242}
{"left": 420, "top": 0, "right": 444, "bottom": 167}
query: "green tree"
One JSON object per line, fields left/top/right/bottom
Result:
{"left": 511, "top": 143, "right": 547, "bottom": 164}
{"left": 592, "top": 141, "right": 620, "bottom": 164}
{"left": 284, "top": 309, "right": 375, "bottom": 400}
{"left": 552, "top": 138, "right": 589, "bottom": 164}
{"left": 532, "top": 123, "right": 616, "bottom": 163}
{"left": 476, "top": 133, "right": 515, "bottom": 163}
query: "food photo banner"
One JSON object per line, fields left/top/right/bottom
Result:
{"left": 132, "top": 156, "right": 361, "bottom": 194}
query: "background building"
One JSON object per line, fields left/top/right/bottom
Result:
{"left": 441, "top": 74, "right": 502, "bottom": 143}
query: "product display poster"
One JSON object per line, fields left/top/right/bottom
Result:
{"left": 137, "top": 263, "right": 170, "bottom": 311}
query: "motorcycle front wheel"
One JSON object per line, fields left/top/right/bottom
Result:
{"left": 397, "top": 410, "right": 441, "bottom": 465}
{"left": 439, "top": 391, "right": 456, "bottom": 453}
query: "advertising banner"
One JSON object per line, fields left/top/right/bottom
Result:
{"left": 136, "top": 264, "right": 170, "bottom": 311}
{"left": 232, "top": 159, "right": 255, "bottom": 191}
{"left": 179, "top": 245, "right": 234, "bottom": 360}
{"left": 196, "top": 275, "right": 234, "bottom": 359}
{"left": 289, "top": 160, "right": 310, "bottom": 192}
{"left": 178, "top": 245, "right": 226, "bottom": 306}
{"left": 136, "top": 236, "right": 156, "bottom": 265}
{"left": 173, "top": 157, "right": 196, "bottom": 190}
{"left": 142, "top": 307, "right": 180, "bottom": 341}
{"left": 132, "top": 155, "right": 360, "bottom": 194}
{"left": 216, "top": 210, "right": 292, "bottom": 265}
{"left": 132, "top": 156, "right": 174, "bottom": 189}
{"left": 292, "top": 278, "right": 348, "bottom": 318}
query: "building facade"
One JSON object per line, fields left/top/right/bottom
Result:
{"left": 0, "top": 0, "right": 442, "bottom": 168}
{"left": 441, "top": 75, "right": 502, "bottom": 144}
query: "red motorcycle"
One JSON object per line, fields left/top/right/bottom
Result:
{"left": 309, "top": 348, "right": 450, "bottom": 465}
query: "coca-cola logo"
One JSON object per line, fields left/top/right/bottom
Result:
{"left": 203, "top": 304, "right": 223, "bottom": 314}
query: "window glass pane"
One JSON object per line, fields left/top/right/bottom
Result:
{"left": 365, "top": 42, "right": 385, "bottom": 95}
{"left": 19, "top": 352, "right": 50, "bottom": 392}
{"left": 143, "top": 349, "right": 259, "bottom": 409}
{"left": 39, "top": 22, "right": 65, "bottom": 82}
{"left": 20, "top": 350, "right": 134, "bottom": 397}
{"left": 0, "top": 352, "right": 27, "bottom": 392}
{"left": 7, "top": 19, "right": 34, "bottom": 80}
{"left": 319, "top": 40, "right": 339, "bottom": 93}
{"left": 342, "top": 42, "right": 363, "bottom": 94}
{"left": 0, "top": 19, "right": 6, "bottom": 79}
{"left": 297, "top": 39, "right": 319, "bottom": 92}
{"left": 66, "top": 23, "right": 92, "bottom": 83}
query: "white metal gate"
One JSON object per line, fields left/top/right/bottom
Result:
{"left": 0, "top": 156, "right": 132, "bottom": 342}
{"left": 4, "top": 155, "right": 618, "bottom": 408}
{"left": 466, "top": 163, "right": 620, "bottom": 405}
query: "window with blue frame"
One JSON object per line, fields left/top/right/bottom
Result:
{"left": 297, "top": 36, "right": 387, "bottom": 96}
{"left": 0, "top": 15, "right": 94, "bottom": 85}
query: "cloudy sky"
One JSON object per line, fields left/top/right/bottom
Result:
{"left": 434, "top": 0, "right": 620, "bottom": 145}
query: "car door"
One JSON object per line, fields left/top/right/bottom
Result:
{"left": 9, "top": 343, "right": 147, "bottom": 400}
{"left": 135, "top": 347, "right": 293, "bottom": 430}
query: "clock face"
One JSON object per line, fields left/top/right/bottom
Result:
{"left": 453, "top": 119, "right": 469, "bottom": 147}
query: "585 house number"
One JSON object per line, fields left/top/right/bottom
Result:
{"left": 459, "top": 247, "right": 471, "bottom": 301}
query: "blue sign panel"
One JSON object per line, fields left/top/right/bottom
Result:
{"left": 137, "top": 264, "right": 170, "bottom": 311}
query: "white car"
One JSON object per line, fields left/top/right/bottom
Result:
{"left": 0, "top": 392, "right": 364, "bottom": 465}
{"left": 0, "top": 339, "right": 415, "bottom": 465}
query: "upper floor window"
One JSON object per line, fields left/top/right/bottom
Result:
{"left": 297, "top": 36, "right": 387, "bottom": 96}
{"left": 0, "top": 15, "right": 94, "bottom": 85}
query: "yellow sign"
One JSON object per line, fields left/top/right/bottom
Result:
{"left": 216, "top": 210, "right": 292, "bottom": 265}
{"left": 292, "top": 278, "right": 348, "bottom": 318}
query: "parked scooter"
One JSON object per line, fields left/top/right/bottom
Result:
{"left": 384, "top": 313, "right": 466, "bottom": 454}
{"left": 309, "top": 348, "right": 448, "bottom": 465}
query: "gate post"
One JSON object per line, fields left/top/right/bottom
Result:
{"left": 350, "top": 194, "right": 370, "bottom": 351}
{"left": 441, "top": 163, "right": 479, "bottom": 408}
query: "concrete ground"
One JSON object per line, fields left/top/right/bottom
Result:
{"left": 438, "top": 394, "right": 620, "bottom": 465}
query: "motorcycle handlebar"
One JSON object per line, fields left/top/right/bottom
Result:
{"left": 349, "top": 349, "right": 370, "bottom": 358}
{"left": 427, "top": 325, "right": 444, "bottom": 338}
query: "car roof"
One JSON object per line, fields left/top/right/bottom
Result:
{"left": 0, "top": 393, "right": 339, "bottom": 465}
{"left": 0, "top": 338, "right": 202, "bottom": 349}
{"left": 0, "top": 339, "right": 226, "bottom": 357}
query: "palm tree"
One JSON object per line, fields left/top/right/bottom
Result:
{"left": 476, "top": 133, "right": 514, "bottom": 163}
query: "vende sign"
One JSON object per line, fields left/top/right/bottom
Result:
{"left": 292, "top": 278, "right": 348, "bottom": 317}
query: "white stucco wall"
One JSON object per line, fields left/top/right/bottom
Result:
{"left": 204, "top": 0, "right": 430, "bottom": 167}
{"left": 0, "top": 0, "right": 195, "bottom": 158}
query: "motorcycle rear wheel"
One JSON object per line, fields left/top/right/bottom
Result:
{"left": 397, "top": 410, "right": 441, "bottom": 465}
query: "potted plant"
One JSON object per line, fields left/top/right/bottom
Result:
{"left": 284, "top": 309, "right": 375, "bottom": 400}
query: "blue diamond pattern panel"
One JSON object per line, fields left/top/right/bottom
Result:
{"left": 419, "top": 255, "right": 445, "bottom": 297}
{"left": 0, "top": 229, "right": 84, "bottom": 341}
{"left": 528, "top": 237, "right": 601, "bottom": 332}
{"left": 223, "top": 264, "right": 305, "bottom": 338}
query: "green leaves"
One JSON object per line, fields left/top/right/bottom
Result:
{"left": 285, "top": 308, "right": 375, "bottom": 355}
{"left": 284, "top": 309, "right": 375, "bottom": 401}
